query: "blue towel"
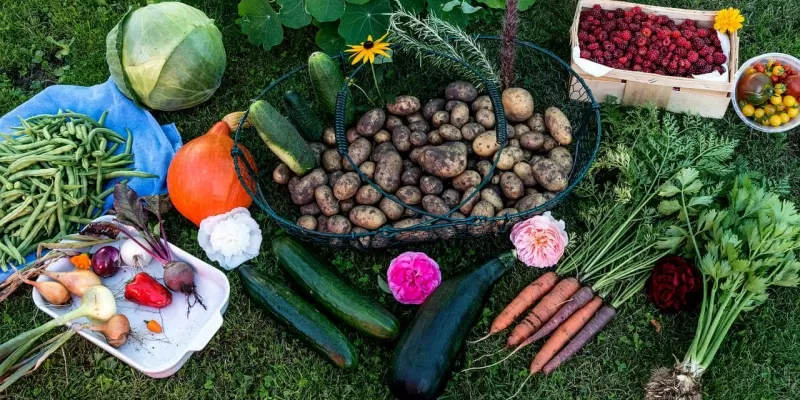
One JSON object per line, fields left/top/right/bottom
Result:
{"left": 0, "top": 78, "right": 182, "bottom": 282}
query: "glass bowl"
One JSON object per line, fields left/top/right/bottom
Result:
{"left": 732, "top": 53, "right": 800, "bottom": 133}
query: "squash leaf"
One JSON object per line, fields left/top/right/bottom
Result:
{"left": 277, "top": 0, "right": 312, "bottom": 29}
{"left": 315, "top": 22, "right": 346, "bottom": 54}
{"left": 395, "top": 0, "right": 426, "bottom": 14}
{"left": 338, "top": 0, "right": 392, "bottom": 44}
{"left": 306, "top": 0, "right": 346, "bottom": 22}
{"left": 237, "top": 0, "right": 285, "bottom": 51}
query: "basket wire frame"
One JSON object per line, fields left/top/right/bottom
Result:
{"left": 233, "top": 36, "right": 602, "bottom": 249}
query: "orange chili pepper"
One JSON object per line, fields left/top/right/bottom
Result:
{"left": 145, "top": 320, "right": 163, "bottom": 333}
{"left": 69, "top": 253, "right": 91, "bottom": 269}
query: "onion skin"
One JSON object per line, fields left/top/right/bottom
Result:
{"left": 41, "top": 270, "right": 102, "bottom": 297}
{"left": 23, "top": 278, "right": 71, "bottom": 305}
{"left": 89, "top": 314, "right": 131, "bottom": 348}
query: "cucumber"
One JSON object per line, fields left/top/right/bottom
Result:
{"left": 273, "top": 235, "right": 400, "bottom": 339}
{"left": 388, "top": 252, "right": 515, "bottom": 400}
{"left": 308, "top": 51, "right": 354, "bottom": 125}
{"left": 238, "top": 266, "right": 357, "bottom": 369}
{"left": 248, "top": 100, "right": 317, "bottom": 176}
{"left": 283, "top": 90, "right": 324, "bottom": 141}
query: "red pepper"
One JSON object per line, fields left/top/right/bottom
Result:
{"left": 124, "top": 273, "right": 173, "bottom": 308}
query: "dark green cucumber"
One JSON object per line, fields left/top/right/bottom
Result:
{"left": 308, "top": 51, "right": 354, "bottom": 125}
{"left": 283, "top": 90, "right": 324, "bottom": 141}
{"left": 238, "top": 266, "right": 357, "bottom": 369}
{"left": 273, "top": 235, "right": 400, "bottom": 340}
{"left": 388, "top": 252, "right": 516, "bottom": 400}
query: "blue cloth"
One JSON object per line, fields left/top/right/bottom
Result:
{"left": 0, "top": 78, "right": 182, "bottom": 282}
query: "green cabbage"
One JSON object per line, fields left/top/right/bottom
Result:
{"left": 106, "top": 2, "right": 226, "bottom": 111}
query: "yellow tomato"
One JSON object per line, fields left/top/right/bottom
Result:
{"left": 775, "top": 84, "right": 787, "bottom": 95}
{"left": 754, "top": 108, "right": 766, "bottom": 119}
{"left": 780, "top": 113, "right": 791, "bottom": 123}
{"left": 789, "top": 107, "right": 799, "bottom": 118}
{"left": 777, "top": 104, "right": 786, "bottom": 112}
{"left": 742, "top": 104, "right": 755, "bottom": 117}
{"left": 784, "top": 95, "right": 797, "bottom": 107}
{"left": 760, "top": 118, "right": 771, "bottom": 126}
{"left": 764, "top": 105, "right": 777, "bottom": 115}
{"left": 770, "top": 115, "right": 783, "bottom": 127}
{"left": 746, "top": 67, "right": 757, "bottom": 74}
{"left": 770, "top": 95, "right": 784, "bottom": 105}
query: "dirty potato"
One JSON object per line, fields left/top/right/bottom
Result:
{"left": 357, "top": 108, "right": 386, "bottom": 136}
{"left": 449, "top": 102, "right": 470, "bottom": 128}
{"left": 355, "top": 185, "right": 383, "bottom": 205}
{"left": 328, "top": 171, "right": 343, "bottom": 187}
{"left": 461, "top": 122, "right": 485, "bottom": 141}
{"left": 428, "top": 130, "right": 444, "bottom": 145}
{"left": 515, "top": 192, "right": 548, "bottom": 211}
{"left": 473, "top": 131, "right": 501, "bottom": 157}
{"left": 327, "top": 215, "right": 352, "bottom": 234}
{"left": 514, "top": 124, "right": 531, "bottom": 136}
{"left": 322, "top": 127, "right": 337, "bottom": 146}
{"left": 445, "top": 81, "right": 478, "bottom": 102}
{"left": 549, "top": 146, "right": 573, "bottom": 174}
{"left": 291, "top": 169, "right": 327, "bottom": 205}
{"left": 374, "top": 129, "right": 391, "bottom": 143}
{"left": 459, "top": 186, "right": 482, "bottom": 214}
{"left": 527, "top": 113, "right": 546, "bottom": 133}
{"left": 409, "top": 119, "right": 431, "bottom": 134}
{"left": 391, "top": 125, "right": 412, "bottom": 152}
{"left": 297, "top": 215, "right": 317, "bottom": 230}
{"left": 532, "top": 158, "right": 568, "bottom": 192}
{"left": 317, "top": 216, "right": 329, "bottom": 233}
{"left": 300, "top": 202, "right": 321, "bottom": 216}
{"left": 393, "top": 218, "right": 435, "bottom": 242}
{"left": 497, "top": 147, "right": 525, "bottom": 170}
{"left": 471, "top": 95, "right": 493, "bottom": 112}
{"left": 452, "top": 170, "right": 481, "bottom": 191}
{"left": 541, "top": 135, "right": 558, "bottom": 152}
{"left": 476, "top": 160, "right": 492, "bottom": 178}
{"left": 500, "top": 172, "right": 524, "bottom": 199}
{"left": 273, "top": 163, "right": 293, "bottom": 184}
{"left": 315, "top": 185, "right": 339, "bottom": 216}
{"left": 475, "top": 108, "right": 496, "bottom": 129}
{"left": 349, "top": 206, "right": 387, "bottom": 230}
{"left": 431, "top": 111, "right": 450, "bottom": 128}
{"left": 423, "top": 98, "right": 447, "bottom": 120}
{"left": 410, "top": 130, "right": 429, "bottom": 147}
{"left": 480, "top": 187, "right": 504, "bottom": 211}
{"left": 344, "top": 138, "right": 372, "bottom": 171}
{"left": 379, "top": 197, "right": 404, "bottom": 220}
{"left": 396, "top": 186, "right": 423, "bottom": 205}
{"left": 442, "top": 189, "right": 461, "bottom": 208}
{"left": 519, "top": 132, "right": 545, "bottom": 150}
{"left": 333, "top": 172, "right": 360, "bottom": 200}
{"left": 420, "top": 176, "right": 444, "bottom": 195}
{"left": 359, "top": 161, "right": 376, "bottom": 179}
{"left": 409, "top": 147, "right": 426, "bottom": 164}
{"left": 513, "top": 161, "right": 538, "bottom": 187}
{"left": 322, "top": 149, "right": 342, "bottom": 172}
{"left": 422, "top": 195, "right": 449, "bottom": 215}
{"left": 401, "top": 167, "right": 422, "bottom": 186}
{"left": 340, "top": 198, "right": 355, "bottom": 214}
{"left": 418, "top": 142, "right": 468, "bottom": 178}
{"left": 346, "top": 128, "right": 360, "bottom": 144}
{"left": 371, "top": 142, "right": 397, "bottom": 162}
{"left": 438, "top": 124, "right": 462, "bottom": 141}
{"left": 445, "top": 100, "right": 467, "bottom": 112}
{"left": 387, "top": 95, "right": 421, "bottom": 116}
{"left": 502, "top": 87, "right": 534, "bottom": 122}
{"left": 374, "top": 150, "right": 403, "bottom": 193}
{"left": 385, "top": 115, "right": 404, "bottom": 131}
{"left": 544, "top": 107, "right": 573, "bottom": 145}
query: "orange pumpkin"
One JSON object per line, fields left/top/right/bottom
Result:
{"left": 167, "top": 113, "right": 257, "bottom": 226}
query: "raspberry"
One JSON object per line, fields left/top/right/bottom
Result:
{"left": 610, "top": 62, "right": 622, "bottom": 69}
{"left": 613, "top": 49, "right": 624, "bottom": 58}
{"left": 633, "top": 64, "right": 643, "bottom": 71}
{"left": 702, "top": 64, "right": 714, "bottom": 74}
{"left": 615, "top": 8, "right": 625, "bottom": 18}
{"left": 648, "top": 14, "right": 658, "bottom": 22}
{"left": 666, "top": 21, "right": 677, "bottom": 31}
{"left": 712, "top": 52, "right": 727, "bottom": 65}
{"left": 618, "top": 22, "right": 630, "bottom": 31}
{"left": 669, "top": 43, "right": 677, "bottom": 52}
{"left": 696, "top": 59, "right": 708, "bottom": 69}
{"left": 603, "top": 42, "right": 616, "bottom": 52}
{"left": 580, "top": 50, "right": 591, "bottom": 59}
{"left": 696, "top": 28, "right": 710, "bottom": 38}
{"left": 671, "top": 30, "right": 681, "bottom": 39}
{"left": 624, "top": 10, "right": 634, "bottom": 20}
{"left": 618, "top": 42, "right": 629, "bottom": 51}
{"left": 704, "top": 37, "right": 713, "bottom": 46}
{"left": 612, "top": 36, "right": 625, "bottom": 45}
{"left": 683, "top": 19, "right": 696, "bottom": 27}
{"left": 597, "top": 31, "right": 608, "bottom": 41}
{"left": 602, "top": 20, "right": 616, "bottom": 31}
{"left": 580, "top": 21, "right": 591, "bottom": 31}
{"left": 647, "top": 49, "right": 660, "bottom": 62}
{"left": 658, "top": 15, "right": 670, "bottom": 25}
{"left": 667, "top": 66, "right": 678, "bottom": 75}
{"left": 681, "top": 30, "right": 694, "bottom": 40}
{"left": 591, "top": 5, "right": 603, "bottom": 19}
{"left": 620, "top": 30, "right": 632, "bottom": 41}
{"left": 587, "top": 34, "right": 597, "bottom": 43}
{"left": 634, "top": 55, "right": 644, "bottom": 64}
{"left": 635, "top": 36, "right": 648, "bottom": 47}
{"left": 656, "top": 29, "right": 669, "bottom": 40}
{"left": 593, "top": 49, "right": 604, "bottom": 59}
{"left": 705, "top": 54, "right": 714, "bottom": 64}
{"left": 603, "top": 50, "right": 613, "bottom": 61}
{"left": 687, "top": 51, "right": 699, "bottom": 63}
{"left": 679, "top": 67, "right": 687, "bottom": 75}
{"left": 642, "top": 27, "right": 652, "bottom": 37}
{"left": 661, "top": 58, "right": 670, "bottom": 67}
{"left": 676, "top": 37, "right": 691, "bottom": 49}
{"left": 588, "top": 42, "right": 600, "bottom": 51}
{"left": 633, "top": 14, "right": 643, "bottom": 23}
{"left": 699, "top": 46, "right": 712, "bottom": 57}
{"left": 660, "top": 46, "right": 670, "bottom": 56}
{"left": 619, "top": 56, "right": 629, "bottom": 64}
{"left": 638, "top": 47, "right": 648, "bottom": 56}
{"left": 692, "top": 38, "right": 706, "bottom": 50}
{"left": 632, "top": 6, "right": 642, "bottom": 14}
{"left": 643, "top": 60, "right": 653, "bottom": 68}
{"left": 629, "top": 23, "right": 641, "bottom": 31}
{"left": 712, "top": 36, "right": 721, "bottom": 47}
{"left": 579, "top": 31, "right": 591, "bottom": 42}
{"left": 606, "top": 12, "right": 615, "bottom": 20}
{"left": 675, "top": 47, "right": 688, "bottom": 57}
{"left": 655, "top": 69, "right": 665, "bottom": 75}
{"left": 714, "top": 65, "right": 725, "bottom": 74}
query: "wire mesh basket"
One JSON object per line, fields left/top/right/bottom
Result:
{"left": 233, "top": 36, "right": 601, "bottom": 249}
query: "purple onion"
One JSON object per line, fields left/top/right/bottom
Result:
{"left": 92, "top": 246, "right": 121, "bottom": 278}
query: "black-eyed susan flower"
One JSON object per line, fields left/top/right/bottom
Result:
{"left": 345, "top": 33, "right": 391, "bottom": 65}
{"left": 714, "top": 8, "right": 744, "bottom": 34}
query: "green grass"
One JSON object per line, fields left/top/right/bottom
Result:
{"left": 1, "top": 0, "right": 800, "bottom": 399}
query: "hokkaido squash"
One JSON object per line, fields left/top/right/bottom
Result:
{"left": 167, "top": 112, "right": 257, "bottom": 226}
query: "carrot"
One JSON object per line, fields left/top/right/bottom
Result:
{"left": 471, "top": 271, "right": 558, "bottom": 344}
{"left": 542, "top": 304, "right": 617, "bottom": 375}
{"left": 529, "top": 286, "right": 594, "bottom": 342}
{"left": 506, "top": 277, "right": 580, "bottom": 348}
{"left": 530, "top": 296, "right": 603, "bottom": 374}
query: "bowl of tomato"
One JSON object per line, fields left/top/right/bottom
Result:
{"left": 732, "top": 53, "right": 800, "bottom": 133}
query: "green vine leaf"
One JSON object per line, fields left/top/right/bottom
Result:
{"left": 237, "top": 0, "right": 285, "bottom": 51}
{"left": 306, "top": 0, "right": 346, "bottom": 22}
{"left": 316, "top": 22, "right": 346, "bottom": 54}
{"left": 278, "top": 0, "right": 312, "bottom": 29}
{"left": 395, "top": 0, "right": 426, "bottom": 14}
{"left": 338, "top": 0, "right": 392, "bottom": 44}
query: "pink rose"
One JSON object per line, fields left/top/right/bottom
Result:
{"left": 387, "top": 252, "right": 442, "bottom": 305}
{"left": 510, "top": 212, "right": 568, "bottom": 268}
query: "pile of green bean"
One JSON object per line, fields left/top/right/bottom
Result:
{"left": 0, "top": 110, "right": 156, "bottom": 271}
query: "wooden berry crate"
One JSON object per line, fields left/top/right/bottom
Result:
{"left": 569, "top": 0, "right": 740, "bottom": 119}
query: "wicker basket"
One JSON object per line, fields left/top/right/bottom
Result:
{"left": 233, "top": 37, "right": 601, "bottom": 249}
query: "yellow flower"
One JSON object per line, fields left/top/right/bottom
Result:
{"left": 714, "top": 8, "right": 744, "bottom": 34}
{"left": 345, "top": 32, "right": 391, "bottom": 65}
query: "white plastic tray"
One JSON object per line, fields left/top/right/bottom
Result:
{"left": 32, "top": 216, "right": 230, "bottom": 378}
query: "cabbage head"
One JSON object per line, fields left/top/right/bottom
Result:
{"left": 106, "top": 2, "right": 226, "bottom": 111}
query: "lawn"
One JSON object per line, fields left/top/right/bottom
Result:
{"left": 1, "top": 0, "right": 799, "bottom": 399}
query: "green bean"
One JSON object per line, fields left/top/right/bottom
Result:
{"left": 0, "top": 239, "right": 22, "bottom": 266}
{"left": 124, "top": 129, "right": 133, "bottom": 154}
{"left": 103, "top": 143, "right": 120, "bottom": 158}
{"left": 0, "top": 175, "right": 13, "bottom": 191}
{"left": 2, "top": 235, "right": 24, "bottom": 264}
{"left": 0, "top": 195, "right": 33, "bottom": 226}
{"left": 0, "top": 189, "right": 24, "bottom": 200}
{"left": 18, "top": 182, "right": 53, "bottom": 238}
{"left": 0, "top": 145, "right": 56, "bottom": 162}
{"left": 6, "top": 155, "right": 74, "bottom": 175}
{"left": 74, "top": 145, "right": 85, "bottom": 161}
{"left": 50, "top": 144, "right": 77, "bottom": 156}
{"left": 53, "top": 169, "right": 66, "bottom": 236}
{"left": 46, "top": 211, "right": 57, "bottom": 235}
{"left": 98, "top": 111, "right": 108, "bottom": 126}
{"left": 64, "top": 215, "right": 93, "bottom": 224}
{"left": 7, "top": 168, "right": 59, "bottom": 182}
{"left": 95, "top": 156, "right": 103, "bottom": 195}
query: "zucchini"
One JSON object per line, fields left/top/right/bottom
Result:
{"left": 308, "top": 51, "right": 354, "bottom": 125}
{"left": 248, "top": 100, "right": 317, "bottom": 175}
{"left": 273, "top": 235, "right": 400, "bottom": 340}
{"left": 238, "top": 266, "right": 357, "bottom": 369}
{"left": 388, "top": 252, "right": 516, "bottom": 400}
{"left": 283, "top": 90, "right": 324, "bottom": 141}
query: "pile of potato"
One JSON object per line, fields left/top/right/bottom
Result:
{"left": 272, "top": 81, "right": 574, "bottom": 246}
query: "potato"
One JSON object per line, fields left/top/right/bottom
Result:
{"left": 385, "top": 115, "right": 404, "bottom": 131}
{"left": 475, "top": 108, "right": 496, "bottom": 129}
{"left": 459, "top": 186, "right": 481, "bottom": 214}
{"left": 428, "top": 125, "right": 457, "bottom": 142}
{"left": 442, "top": 189, "right": 461, "bottom": 209}
{"left": 340, "top": 198, "right": 355, "bottom": 214}
{"left": 349, "top": 205, "right": 387, "bottom": 230}
{"left": 401, "top": 167, "right": 422, "bottom": 186}
{"left": 344, "top": 138, "right": 372, "bottom": 171}
{"left": 476, "top": 160, "right": 492, "bottom": 178}
{"left": 428, "top": 130, "right": 444, "bottom": 145}
{"left": 423, "top": 98, "right": 447, "bottom": 120}
{"left": 452, "top": 170, "right": 481, "bottom": 191}
{"left": 273, "top": 163, "right": 293, "bottom": 184}
{"left": 418, "top": 142, "right": 468, "bottom": 178}
{"left": 544, "top": 107, "right": 573, "bottom": 145}
{"left": 497, "top": 147, "right": 525, "bottom": 170}
{"left": 471, "top": 95, "right": 493, "bottom": 112}
{"left": 543, "top": 192, "right": 557, "bottom": 201}
{"left": 396, "top": 186, "right": 423, "bottom": 205}
{"left": 374, "top": 129, "right": 391, "bottom": 143}
{"left": 516, "top": 192, "right": 547, "bottom": 211}
{"left": 297, "top": 215, "right": 317, "bottom": 230}
{"left": 420, "top": 176, "right": 444, "bottom": 195}
{"left": 431, "top": 111, "right": 449, "bottom": 127}
{"left": 445, "top": 100, "right": 466, "bottom": 111}
{"left": 355, "top": 108, "right": 385, "bottom": 136}
{"left": 370, "top": 234, "right": 390, "bottom": 249}
{"left": 322, "top": 149, "right": 342, "bottom": 172}
{"left": 491, "top": 174, "right": 500, "bottom": 185}
{"left": 509, "top": 138, "right": 520, "bottom": 148}
{"left": 371, "top": 142, "right": 397, "bottom": 162}
{"left": 355, "top": 185, "right": 382, "bottom": 205}
{"left": 317, "top": 215, "right": 329, "bottom": 232}
{"left": 497, "top": 208, "right": 518, "bottom": 217}
{"left": 350, "top": 226, "right": 371, "bottom": 248}
{"left": 403, "top": 159, "right": 414, "bottom": 170}
{"left": 449, "top": 103, "right": 470, "bottom": 128}
{"left": 500, "top": 172, "right": 524, "bottom": 199}
{"left": 288, "top": 176, "right": 300, "bottom": 192}
{"left": 373, "top": 150, "right": 403, "bottom": 193}
{"left": 326, "top": 215, "right": 351, "bottom": 234}
{"left": 359, "top": 161, "right": 376, "bottom": 179}
{"left": 300, "top": 202, "right": 321, "bottom": 216}
{"left": 540, "top": 135, "right": 558, "bottom": 152}
{"left": 409, "top": 147, "right": 425, "bottom": 164}
{"left": 513, "top": 161, "right": 538, "bottom": 187}
{"left": 409, "top": 119, "right": 431, "bottom": 134}
{"left": 530, "top": 154, "right": 544, "bottom": 165}
{"left": 445, "top": 81, "right": 478, "bottom": 102}
{"left": 473, "top": 131, "right": 501, "bottom": 157}
{"left": 422, "top": 195, "right": 449, "bottom": 215}
{"left": 469, "top": 201, "right": 496, "bottom": 234}
{"left": 519, "top": 132, "right": 545, "bottom": 150}
{"left": 522, "top": 150, "right": 532, "bottom": 160}
{"left": 480, "top": 187, "right": 504, "bottom": 211}
{"left": 532, "top": 158, "right": 568, "bottom": 192}
{"left": 328, "top": 171, "right": 343, "bottom": 187}
{"left": 315, "top": 185, "right": 339, "bottom": 216}
{"left": 503, "top": 124, "right": 516, "bottom": 139}
{"left": 387, "top": 95, "right": 421, "bottom": 116}
{"left": 502, "top": 87, "right": 534, "bottom": 122}
{"left": 393, "top": 218, "right": 435, "bottom": 242}
{"left": 291, "top": 168, "right": 327, "bottom": 205}
{"left": 407, "top": 112, "right": 425, "bottom": 123}
{"left": 410, "top": 130, "right": 429, "bottom": 147}
{"left": 403, "top": 209, "right": 419, "bottom": 218}
{"left": 309, "top": 142, "right": 327, "bottom": 164}
{"left": 346, "top": 128, "right": 360, "bottom": 144}
{"left": 514, "top": 124, "right": 531, "bottom": 136}
{"left": 322, "top": 127, "right": 337, "bottom": 146}
{"left": 391, "top": 125, "right": 412, "bottom": 152}
{"left": 527, "top": 113, "right": 546, "bottom": 133}
{"left": 333, "top": 172, "right": 360, "bottom": 200}
{"left": 379, "top": 197, "right": 404, "bottom": 220}
{"left": 549, "top": 146, "right": 573, "bottom": 174}
{"left": 461, "top": 122, "right": 485, "bottom": 141}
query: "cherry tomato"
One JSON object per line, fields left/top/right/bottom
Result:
{"left": 788, "top": 107, "right": 799, "bottom": 118}
{"left": 784, "top": 95, "right": 797, "bottom": 107}
{"left": 773, "top": 66, "right": 786, "bottom": 77}
{"left": 754, "top": 108, "right": 765, "bottom": 119}
{"left": 774, "top": 83, "right": 787, "bottom": 95}
{"left": 764, "top": 105, "right": 777, "bottom": 116}
{"left": 770, "top": 115, "right": 783, "bottom": 127}
{"left": 770, "top": 95, "right": 783, "bottom": 105}
{"left": 772, "top": 75, "right": 781, "bottom": 83}
{"left": 780, "top": 113, "right": 791, "bottom": 123}
{"left": 742, "top": 104, "right": 755, "bottom": 117}
{"left": 784, "top": 75, "right": 800, "bottom": 97}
